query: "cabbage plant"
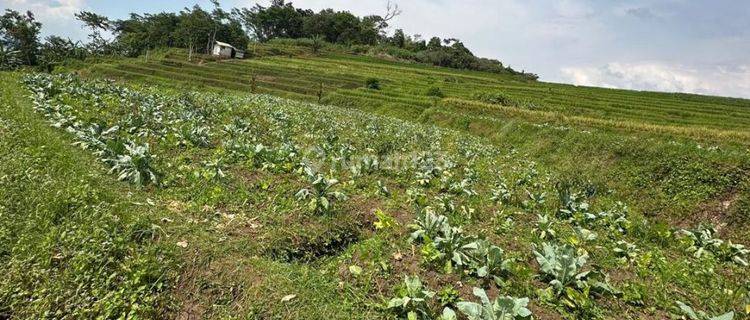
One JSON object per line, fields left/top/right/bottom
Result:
{"left": 533, "top": 242, "right": 590, "bottom": 294}
{"left": 107, "top": 142, "right": 159, "bottom": 187}
{"left": 457, "top": 287, "right": 532, "bottom": 320}
{"left": 676, "top": 301, "right": 734, "bottom": 320}
{"left": 387, "top": 276, "right": 436, "bottom": 320}
{"left": 295, "top": 166, "right": 347, "bottom": 214}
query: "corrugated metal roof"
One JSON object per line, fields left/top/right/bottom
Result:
{"left": 214, "top": 41, "right": 235, "bottom": 49}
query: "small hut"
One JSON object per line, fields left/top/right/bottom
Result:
{"left": 212, "top": 41, "right": 245, "bottom": 59}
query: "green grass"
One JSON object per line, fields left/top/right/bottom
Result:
{"left": 2, "top": 45, "right": 750, "bottom": 319}
{"left": 0, "top": 73, "right": 173, "bottom": 318}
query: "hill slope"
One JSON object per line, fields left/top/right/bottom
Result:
{"left": 1, "top": 46, "right": 749, "bottom": 319}
{"left": 83, "top": 46, "right": 750, "bottom": 232}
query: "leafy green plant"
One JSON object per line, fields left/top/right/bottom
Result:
{"left": 365, "top": 78, "right": 381, "bottom": 90}
{"left": 387, "top": 276, "right": 436, "bottom": 320}
{"left": 374, "top": 209, "right": 396, "bottom": 230}
{"left": 522, "top": 189, "right": 546, "bottom": 212}
{"left": 675, "top": 301, "right": 734, "bottom": 320}
{"left": 534, "top": 242, "right": 590, "bottom": 294}
{"left": 556, "top": 183, "right": 592, "bottom": 221}
{"left": 533, "top": 214, "right": 556, "bottom": 240}
{"left": 678, "top": 224, "right": 749, "bottom": 266}
{"left": 613, "top": 240, "right": 639, "bottom": 264}
{"left": 410, "top": 209, "right": 449, "bottom": 242}
{"left": 200, "top": 157, "right": 227, "bottom": 181}
{"left": 376, "top": 180, "right": 390, "bottom": 197}
{"left": 0, "top": 44, "right": 21, "bottom": 70}
{"left": 472, "top": 92, "right": 517, "bottom": 106}
{"left": 467, "top": 239, "right": 512, "bottom": 285}
{"left": 436, "top": 194, "right": 456, "bottom": 214}
{"left": 295, "top": 166, "right": 347, "bottom": 214}
{"left": 177, "top": 122, "right": 212, "bottom": 148}
{"left": 490, "top": 182, "right": 512, "bottom": 205}
{"left": 437, "top": 285, "right": 460, "bottom": 308}
{"left": 426, "top": 87, "right": 445, "bottom": 98}
{"left": 534, "top": 242, "right": 619, "bottom": 317}
{"left": 570, "top": 227, "right": 597, "bottom": 246}
{"left": 350, "top": 155, "right": 379, "bottom": 176}
{"left": 449, "top": 178, "right": 477, "bottom": 197}
{"left": 456, "top": 287, "right": 532, "bottom": 320}
{"left": 107, "top": 141, "right": 159, "bottom": 187}
{"left": 433, "top": 225, "right": 475, "bottom": 272}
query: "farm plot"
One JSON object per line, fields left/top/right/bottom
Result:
{"left": 89, "top": 47, "right": 750, "bottom": 143}
{"left": 3, "top": 73, "right": 747, "bottom": 319}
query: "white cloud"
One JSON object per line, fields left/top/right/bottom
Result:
{"left": 561, "top": 62, "right": 750, "bottom": 98}
{"left": 3, "top": 0, "right": 85, "bottom": 21}
{"left": 1, "top": 0, "right": 88, "bottom": 40}
{"left": 554, "top": 0, "right": 594, "bottom": 19}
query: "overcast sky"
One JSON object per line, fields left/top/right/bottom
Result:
{"left": 3, "top": 0, "right": 750, "bottom": 98}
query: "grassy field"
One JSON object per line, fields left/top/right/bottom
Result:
{"left": 1, "top": 45, "right": 750, "bottom": 319}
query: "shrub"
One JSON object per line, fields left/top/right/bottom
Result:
{"left": 426, "top": 87, "right": 445, "bottom": 98}
{"left": 365, "top": 78, "right": 381, "bottom": 90}
{"left": 473, "top": 92, "right": 516, "bottom": 106}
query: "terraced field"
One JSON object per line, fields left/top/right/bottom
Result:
{"left": 83, "top": 46, "right": 750, "bottom": 236}
{"left": 87, "top": 47, "right": 750, "bottom": 139}
{"left": 3, "top": 45, "right": 750, "bottom": 319}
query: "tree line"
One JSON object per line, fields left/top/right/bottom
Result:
{"left": 0, "top": 0, "right": 537, "bottom": 79}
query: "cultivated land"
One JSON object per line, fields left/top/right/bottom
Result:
{"left": 1, "top": 44, "right": 749, "bottom": 319}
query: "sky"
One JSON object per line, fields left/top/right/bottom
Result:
{"left": 3, "top": 0, "right": 750, "bottom": 98}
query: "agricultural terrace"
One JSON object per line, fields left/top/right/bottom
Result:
{"left": 1, "top": 69, "right": 747, "bottom": 319}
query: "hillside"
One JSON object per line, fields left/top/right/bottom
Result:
{"left": 83, "top": 46, "right": 750, "bottom": 229}
{"left": 1, "top": 44, "right": 749, "bottom": 319}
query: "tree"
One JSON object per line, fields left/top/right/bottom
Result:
{"left": 427, "top": 37, "right": 442, "bottom": 50}
{"left": 112, "top": 12, "right": 181, "bottom": 57}
{"left": 0, "top": 9, "right": 42, "bottom": 66}
{"left": 0, "top": 42, "right": 21, "bottom": 70}
{"left": 359, "top": 15, "right": 385, "bottom": 45}
{"left": 38, "top": 35, "right": 86, "bottom": 70}
{"left": 75, "top": 11, "right": 112, "bottom": 54}
{"left": 233, "top": 0, "right": 309, "bottom": 41}
{"left": 302, "top": 9, "right": 361, "bottom": 44}
{"left": 391, "top": 29, "right": 406, "bottom": 48}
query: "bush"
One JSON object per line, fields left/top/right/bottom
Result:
{"left": 365, "top": 78, "right": 381, "bottom": 90}
{"left": 473, "top": 92, "right": 516, "bottom": 106}
{"left": 426, "top": 87, "right": 445, "bottom": 98}
{"left": 350, "top": 45, "right": 371, "bottom": 54}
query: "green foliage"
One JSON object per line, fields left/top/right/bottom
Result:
{"left": 533, "top": 214, "right": 557, "bottom": 240}
{"left": 490, "top": 182, "right": 512, "bottom": 204}
{"left": 23, "top": 74, "right": 162, "bottom": 187}
{"left": 0, "top": 9, "right": 42, "bottom": 66}
{"left": 466, "top": 239, "right": 512, "bottom": 285}
{"left": 38, "top": 35, "right": 87, "bottom": 70}
{"left": 678, "top": 225, "right": 749, "bottom": 266}
{"left": 0, "top": 73, "right": 171, "bottom": 318}
{"left": 374, "top": 208, "right": 396, "bottom": 230}
{"left": 111, "top": 4, "right": 248, "bottom": 57}
{"left": 613, "top": 240, "right": 639, "bottom": 264}
{"left": 9, "top": 51, "right": 750, "bottom": 319}
{"left": 426, "top": 87, "right": 445, "bottom": 98}
{"left": 107, "top": 141, "right": 160, "bottom": 187}
{"left": 365, "top": 77, "right": 381, "bottom": 90}
{"left": 534, "top": 242, "right": 590, "bottom": 294}
{"left": 0, "top": 43, "right": 21, "bottom": 70}
{"left": 387, "top": 276, "right": 436, "bottom": 320}
{"left": 456, "top": 287, "right": 532, "bottom": 320}
{"left": 473, "top": 92, "right": 515, "bottom": 106}
{"left": 675, "top": 301, "right": 734, "bottom": 320}
{"left": 534, "top": 242, "right": 620, "bottom": 317}
{"left": 295, "top": 165, "right": 347, "bottom": 214}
